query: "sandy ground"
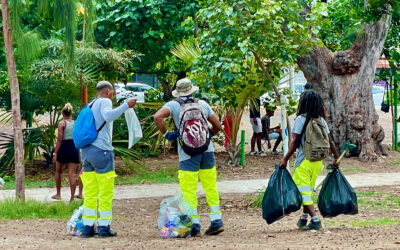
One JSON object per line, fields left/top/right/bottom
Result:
{"left": 1, "top": 186, "right": 400, "bottom": 249}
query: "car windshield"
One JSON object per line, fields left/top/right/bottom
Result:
{"left": 126, "top": 85, "right": 152, "bottom": 92}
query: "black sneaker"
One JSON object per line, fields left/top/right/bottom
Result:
{"left": 302, "top": 220, "right": 322, "bottom": 231}
{"left": 81, "top": 225, "right": 95, "bottom": 238}
{"left": 297, "top": 218, "right": 308, "bottom": 228}
{"left": 98, "top": 226, "right": 117, "bottom": 238}
{"left": 191, "top": 223, "right": 201, "bottom": 237}
{"left": 204, "top": 219, "right": 224, "bottom": 236}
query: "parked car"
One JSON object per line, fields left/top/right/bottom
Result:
{"left": 115, "top": 83, "right": 127, "bottom": 100}
{"left": 260, "top": 83, "right": 304, "bottom": 104}
{"left": 116, "top": 82, "right": 155, "bottom": 103}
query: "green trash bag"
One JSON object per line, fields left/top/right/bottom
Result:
{"left": 318, "top": 166, "right": 358, "bottom": 218}
{"left": 262, "top": 165, "right": 303, "bottom": 224}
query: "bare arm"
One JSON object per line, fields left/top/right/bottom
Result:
{"left": 208, "top": 114, "right": 222, "bottom": 136}
{"left": 279, "top": 133, "right": 301, "bottom": 168}
{"left": 53, "top": 122, "right": 65, "bottom": 162}
{"left": 265, "top": 127, "right": 271, "bottom": 147}
{"left": 329, "top": 134, "right": 340, "bottom": 164}
{"left": 153, "top": 108, "right": 171, "bottom": 134}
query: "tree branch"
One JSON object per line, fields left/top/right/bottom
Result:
{"left": 251, "top": 50, "right": 281, "bottom": 101}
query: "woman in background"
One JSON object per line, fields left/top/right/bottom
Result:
{"left": 52, "top": 103, "right": 82, "bottom": 203}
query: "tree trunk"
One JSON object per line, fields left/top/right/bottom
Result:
{"left": 159, "top": 77, "right": 173, "bottom": 101}
{"left": 1, "top": 0, "right": 25, "bottom": 199}
{"left": 297, "top": 15, "right": 391, "bottom": 162}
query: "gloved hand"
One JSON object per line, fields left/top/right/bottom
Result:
{"left": 164, "top": 130, "right": 179, "bottom": 141}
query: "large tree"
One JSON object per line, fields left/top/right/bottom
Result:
{"left": 297, "top": 0, "right": 398, "bottom": 161}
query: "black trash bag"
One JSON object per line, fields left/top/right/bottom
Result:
{"left": 318, "top": 166, "right": 358, "bottom": 218}
{"left": 262, "top": 165, "right": 302, "bottom": 224}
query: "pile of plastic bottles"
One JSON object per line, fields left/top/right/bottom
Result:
{"left": 158, "top": 193, "right": 193, "bottom": 238}
{"left": 67, "top": 206, "right": 84, "bottom": 236}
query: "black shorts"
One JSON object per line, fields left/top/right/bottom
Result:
{"left": 57, "top": 140, "right": 80, "bottom": 164}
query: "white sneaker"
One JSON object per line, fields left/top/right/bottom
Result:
{"left": 250, "top": 151, "right": 257, "bottom": 156}
{"left": 259, "top": 151, "right": 267, "bottom": 157}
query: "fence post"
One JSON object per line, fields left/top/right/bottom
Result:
{"left": 240, "top": 130, "right": 245, "bottom": 166}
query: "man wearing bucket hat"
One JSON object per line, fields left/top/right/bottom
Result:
{"left": 80, "top": 81, "right": 137, "bottom": 238}
{"left": 154, "top": 78, "right": 224, "bottom": 237}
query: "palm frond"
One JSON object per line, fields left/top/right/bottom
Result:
{"left": 170, "top": 40, "right": 201, "bottom": 66}
{"left": 113, "top": 146, "right": 142, "bottom": 163}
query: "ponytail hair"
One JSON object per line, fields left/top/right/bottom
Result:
{"left": 62, "top": 103, "right": 73, "bottom": 116}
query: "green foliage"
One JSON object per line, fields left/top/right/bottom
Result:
{"left": 195, "top": 0, "right": 324, "bottom": 106}
{"left": 320, "top": 0, "right": 363, "bottom": 51}
{"left": 320, "top": 0, "right": 400, "bottom": 52}
{"left": 95, "top": 0, "right": 198, "bottom": 72}
{"left": 0, "top": 199, "right": 82, "bottom": 221}
{"left": 0, "top": 126, "right": 58, "bottom": 176}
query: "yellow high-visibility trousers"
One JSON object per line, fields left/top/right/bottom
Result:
{"left": 293, "top": 159, "right": 323, "bottom": 205}
{"left": 178, "top": 166, "right": 222, "bottom": 224}
{"left": 81, "top": 170, "right": 117, "bottom": 226}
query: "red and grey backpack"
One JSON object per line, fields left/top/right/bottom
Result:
{"left": 175, "top": 98, "right": 211, "bottom": 156}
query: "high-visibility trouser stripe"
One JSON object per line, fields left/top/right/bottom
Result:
{"left": 98, "top": 210, "right": 112, "bottom": 225}
{"left": 297, "top": 185, "right": 312, "bottom": 192}
{"left": 83, "top": 218, "right": 96, "bottom": 226}
{"left": 209, "top": 205, "right": 222, "bottom": 221}
{"left": 99, "top": 210, "right": 112, "bottom": 218}
{"left": 210, "top": 212, "right": 222, "bottom": 221}
{"left": 302, "top": 195, "right": 313, "bottom": 205}
{"left": 210, "top": 205, "right": 220, "bottom": 213}
{"left": 98, "top": 220, "right": 112, "bottom": 226}
{"left": 191, "top": 208, "right": 200, "bottom": 224}
{"left": 83, "top": 208, "right": 97, "bottom": 216}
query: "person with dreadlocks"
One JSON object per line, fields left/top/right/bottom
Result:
{"left": 279, "top": 91, "right": 339, "bottom": 231}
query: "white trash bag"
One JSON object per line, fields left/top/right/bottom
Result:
{"left": 125, "top": 108, "right": 143, "bottom": 148}
{"left": 157, "top": 192, "right": 193, "bottom": 238}
{"left": 67, "top": 206, "right": 84, "bottom": 236}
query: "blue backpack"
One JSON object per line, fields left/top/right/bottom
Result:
{"left": 72, "top": 99, "right": 106, "bottom": 149}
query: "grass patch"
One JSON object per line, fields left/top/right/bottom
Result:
{"left": 0, "top": 199, "right": 82, "bottom": 221}
{"left": 2, "top": 178, "right": 57, "bottom": 190}
{"left": 325, "top": 217, "right": 400, "bottom": 227}
{"left": 386, "top": 158, "right": 400, "bottom": 166}
{"left": 115, "top": 164, "right": 177, "bottom": 185}
{"left": 340, "top": 167, "right": 367, "bottom": 173}
{"left": 250, "top": 190, "right": 265, "bottom": 208}
{"left": 356, "top": 191, "right": 400, "bottom": 210}
{"left": 356, "top": 191, "right": 376, "bottom": 197}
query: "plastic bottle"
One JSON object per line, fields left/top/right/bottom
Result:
{"left": 67, "top": 206, "right": 84, "bottom": 235}
{"left": 0, "top": 177, "right": 4, "bottom": 188}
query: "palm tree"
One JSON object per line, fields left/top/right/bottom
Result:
{"left": 1, "top": 0, "right": 25, "bottom": 199}
{"left": 1, "top": 0, "right": 97, "bottom": 200}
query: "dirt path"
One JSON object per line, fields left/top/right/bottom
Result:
{"left": 1, "top": 186, "right": 400, "bottom": 249}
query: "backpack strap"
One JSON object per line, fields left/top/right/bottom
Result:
{"left": 174, "top": 98, "right": 185, "bottom": 105}
{"left": 88, "top": 98, "right": 107, "bottom": 133}
{"left": 174, "top": 98, "right": 197, "bottom": 105}
{"left": 296, "top": 115, "right": 311, "bottom": 149}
